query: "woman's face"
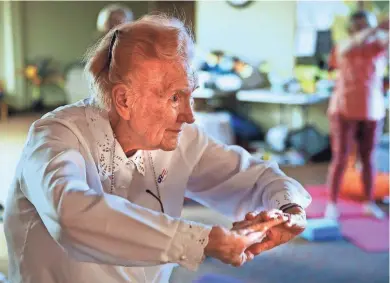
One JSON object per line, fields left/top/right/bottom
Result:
{"left": 118, "top": 59, "right": 197, "bottom": 151}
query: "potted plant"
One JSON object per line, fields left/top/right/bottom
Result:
{"left": 22, "top": 58, "right": 65, "bottom": 111}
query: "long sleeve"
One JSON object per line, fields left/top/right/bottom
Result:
{"left": 328, "top": 47, "right": 338, "bottom": 71}
{"left": 184, "top": 126, "right": 312, "bottom": 222}
{"left": 338, "top": 28, "right": 388, "bottom": 58}
{"left": 21, "top": 119, "right": 211, "bottom": 270}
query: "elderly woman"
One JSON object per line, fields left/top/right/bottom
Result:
{"left": 4, "top": 15, "right": 311, "bottom": 283}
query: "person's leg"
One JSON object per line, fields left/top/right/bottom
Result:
{"left": 357, "top": 119, "right": 385, "bottom": 218}
{"left": 325, "top": 114, "right": 356, "bottom": 219}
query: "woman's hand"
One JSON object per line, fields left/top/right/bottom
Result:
{"left": 205, "top": 217, "right": 287, "bottom": 267}
{"left": 232, "top": 207, "right": 307, "bottom": 258}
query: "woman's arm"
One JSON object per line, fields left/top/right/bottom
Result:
{"left": 338, "top": 20, "right": 389, "bottom": 58}
{"left": 183, "top": 125, "right": 312, "bottom": 222}
{"left": 21, "top": 118, "right": 211, "bottom": 270}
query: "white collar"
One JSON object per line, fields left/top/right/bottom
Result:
{"left": 127, "top": 150, "right": 145, "bottom": 176}
{"left": 85, "top": 100, "right": 146, "bottom": 180}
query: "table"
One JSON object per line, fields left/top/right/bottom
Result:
{"left": 236, "top": 89, "right": 331, "bottom": 126}
{"left": 236, "top": 89, "right": 332, "bottom": 159}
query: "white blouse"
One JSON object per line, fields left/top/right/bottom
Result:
{"left": 4, "top": 98, "right": 311, "bottom": 283}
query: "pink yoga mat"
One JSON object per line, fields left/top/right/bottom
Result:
{"left": 305, "top": 185, "right": 328, "bottom": 197}
{"left": 305, "top": 185, "right": 389, "bottom": 252}
{"left": 305, "top": 185, "right": 364, "bottom": 219}
{"left": 340, "top": 217, "right": 389, "bottom": 252}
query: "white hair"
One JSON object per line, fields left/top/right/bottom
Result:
{"left": 96, "top": 4, "right": 134, "bottom": 33}
{"left": 85, "top": 14, "right": 195, "bottom": 110}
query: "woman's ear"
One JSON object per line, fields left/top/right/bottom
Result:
{"left": 111, "top": 84, "right": 132, "bottom": 120}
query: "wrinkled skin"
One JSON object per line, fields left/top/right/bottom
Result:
{"left": 109, "top": 59, "right": 196, "bottom": 156}
{"left": 232, "top": 207, "right": 307, "bottom": 257}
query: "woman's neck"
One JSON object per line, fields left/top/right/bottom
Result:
{"left": 108, "top": 111, "right": 139, "bottom": 157}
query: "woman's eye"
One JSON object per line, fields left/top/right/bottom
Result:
{"left": 171, "top": 94, "right": 179, "bottom": 102}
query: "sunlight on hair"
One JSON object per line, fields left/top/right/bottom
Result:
{"left": 84, "top": 13, "right": 195, "bottom": 110}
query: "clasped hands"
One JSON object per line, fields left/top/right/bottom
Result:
{"left": 204, "top": 206, "right": 306, "bottom": 267}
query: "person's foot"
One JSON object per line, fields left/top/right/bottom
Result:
{"left": 324, "top": 202, "right": 340, "bottom": 220}
{"left": 363, "top": 202, "right": 386, "bottom": 219}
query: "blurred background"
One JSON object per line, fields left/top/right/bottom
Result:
{"left": 0, "top": 1, "right": 389, "bottom": 282}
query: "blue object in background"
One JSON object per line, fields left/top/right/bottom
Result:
{"left": 300, "top": 219, "right": 343, "bottom": 242}
{"left": 193, "top": 274, "right": 244, "bottom": 283}
{"left": 230, "top": 113, "right": 264, "bottom": 140}
{"left": 375, "top": 134, "right": 389, "bottom": 173}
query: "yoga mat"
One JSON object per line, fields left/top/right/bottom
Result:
{"left": 305, "top": 185, "right": 364, "bottom": 219}
{"left": 304, "top": 185, "right": 389, "bottom": 252}
{"left": 340, "top": 217, "right": 389, "bottom": 252}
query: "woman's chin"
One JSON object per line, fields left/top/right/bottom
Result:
{"left": 159, "top": 136, "right": 180, "bottom": 151}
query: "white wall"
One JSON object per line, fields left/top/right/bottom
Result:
{"left": 0, "top": 1, "right": 4, "bottom": 82}
{"left": 23, "top": 1, "right": 149, "bottom": 67}
{"left": 2, "top": 1, "right": 149, "bottom": 109}
{"left": 195, "top": 0, "right": 297, "bottom": 77}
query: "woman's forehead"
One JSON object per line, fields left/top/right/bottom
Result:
{"left": 135, "top": 59, "right": 197, "bottom": 89}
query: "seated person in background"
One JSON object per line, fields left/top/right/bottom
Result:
{"left": 4, "top": 15, "right": 311, "bottom": 283}
{"left": 97, "top": 3, "right": 134, "bottom": 35}
{"left": 326, "top": 10, "right": 389, "bottom": 219}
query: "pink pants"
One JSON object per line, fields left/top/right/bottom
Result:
{"left": 327, "top": 114, "right": 383, "bottom": 202}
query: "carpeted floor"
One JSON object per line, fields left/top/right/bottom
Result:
{"left": 175, "top": 206, "right": 389, "bottom": 283}
{"left": 0, "top": 114, "right": 389, "bottom": 283}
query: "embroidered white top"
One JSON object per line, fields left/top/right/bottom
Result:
{"left": 4, "top": 99, "right": 311, "bottom": 283}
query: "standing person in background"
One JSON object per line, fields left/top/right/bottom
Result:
{"left": 326, "top": 10, "right": 389, "bottom": 220}
{"left": 97, "top": 3, "right": 134, "bottom": 35}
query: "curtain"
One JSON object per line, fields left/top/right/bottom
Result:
{"left": 1, "top": 1, "right": 27, "bottom": 109}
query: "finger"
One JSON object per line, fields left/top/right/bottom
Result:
{"left": 258, "top": 209, "right": 284, "bottom": 221}
{"left": 231, "top": 254, "right": 245, "bottom": 267}
{"left": 257, "top": 211, "right": 269, "bottom": 221}
{"left": 284, "top": 213, "right": 293, "bottom": 227}
{"left": 245, "top": 212, "right": 257, "bottom": 220}
{"left": 284, "top": 212, "right": 306, "bottom": 229}
{"left": 235, "top": 214, "right": 288, "bottom": 234}
{"left": 231, "top": 220, "right": 252, "bottom": 231}
{"left": 267, "top": 209, "right": 284, "bottom": 219}
{"left": 245, "top": 250, "right": 254, "bottom": 262}
{"left": 246, "top": 217, "right": 287, "bottom": 233}
{"left": 248, "top": 240, "right": 278, "bottom": 256}
{"left": 286, "top": 216, "right": 307, "bottom": 235}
